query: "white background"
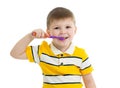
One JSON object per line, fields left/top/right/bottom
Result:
{"left": 0, "top": 0, "right": 120, "bottom": 88}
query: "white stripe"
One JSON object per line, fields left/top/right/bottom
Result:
{"left": 32, "top": 46, "right": 40, "bottom": 63}
{"left": 40, "top": 54, "right": 82, "bottom": 66}
{"left": 61, "top": 58, "right": 82, "bottom": 67}
{"left": 43, "top": 75, "right": 82, "bottom": 83}
{"left": 40, "top": 54, "right": 59, "bottom": 65}
{"left": 80, "top": 59, "right": 91, "bottom": 69}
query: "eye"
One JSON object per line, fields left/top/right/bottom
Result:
{"left": 54, "top": 27, "right": 59, "bottom": 29}
{"left": 66, "top": 26, "right": 71, "bottom": 29}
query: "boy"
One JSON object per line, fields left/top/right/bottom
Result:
{"left": 10, "top": 7, "right": 96, "bottom": 88}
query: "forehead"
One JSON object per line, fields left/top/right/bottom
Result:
{"left": 50, "top": 18, "right": 75, "bottom": 26}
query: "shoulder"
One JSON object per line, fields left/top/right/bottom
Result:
{"left": 40, "top": 40, "right": 49, "bottom": 46}
{"left": 38, "top": 40, "right": 50, "bottom": 50}
{"left": 39, "top": 41, "right": 54, "bottom": 55}
{"left": 73, "top": 46, "right": 88, "bottom": 60}
{"left": 74, "top": 46, "right": 86, "bottom": 53}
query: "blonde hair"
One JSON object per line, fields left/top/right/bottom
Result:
{"left": 47, "top": 7, "right": 75, "bottom": 28}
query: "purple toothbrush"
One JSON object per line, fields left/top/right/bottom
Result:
{"left": 50, "top": 36, "right": 65, "bottom": 40}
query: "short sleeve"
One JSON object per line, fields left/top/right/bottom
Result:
{"left": 26, "top": 45, "right": 40, "bottom": 63}
{"left": 80, "top": 50, "right": 94, "bottom": 75}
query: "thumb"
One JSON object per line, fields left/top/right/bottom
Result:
{"left": 44, "top": 33, "right": 50, "bottom": 38}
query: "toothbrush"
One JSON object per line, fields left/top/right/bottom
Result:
{"left": 49, "top": 36, "right": 65, "bottom": 40}
{"left": 32, "top": 32, "right": 65, "bottom": 40}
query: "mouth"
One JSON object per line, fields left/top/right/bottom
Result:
{"left": 64, "top": 37, "right": 69, "bottom": 39}
{"left": 59, "top": 36, "right": 69, "bottom": 40}
{"left": 50, "top": 35, "right": 69, "bottom": 40}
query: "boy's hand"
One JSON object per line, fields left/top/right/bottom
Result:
{"left": 31, "top": 29, "right": 49, "bottom": 38}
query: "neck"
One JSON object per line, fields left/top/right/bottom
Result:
{"left": 52, "top": 42, "right": 71, "bottom": 52}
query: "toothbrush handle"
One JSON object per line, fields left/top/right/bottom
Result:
{"left": 32, "top": 32, "right": 37, "bottom": 36}
{"left": 31, "top": 33, "right": 64, "bottom": 40}
{"left": 32, "top": 32, "right": 49, "bottom": 38}
{"left": 49, "top": 36, "right": 57, "bottom": 38}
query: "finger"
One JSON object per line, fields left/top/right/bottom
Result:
{"left": 40, "top": 31, "right": 45, "bottom": 38}
{"left": 44, "top": 33, "right": 50, "bottom": 38}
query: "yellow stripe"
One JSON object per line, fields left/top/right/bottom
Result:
{"left": 43, "top": 83, "right": 83, "bottom": 88}
{"left": 40, "top": 62, "right": 82, "bottom": 75}
{"left": 80, "top": 66, "right": 93, "bottom": 75}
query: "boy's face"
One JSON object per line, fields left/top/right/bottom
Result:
{"left": 47, "top": 18, "right": 77, "bottom": 50}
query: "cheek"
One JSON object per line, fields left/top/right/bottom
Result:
{"left": 46, "top": 29, "right": 50, "bottom": 35}
{"left": 53, "top": 30, "right": 60, "bottom": 34}
{"left": 70, "top": 30, "right": 76, "bottom": 35}
{"left": 47, "top": 30, "right": 53, "bottom": 35}
{"left": 49, "top": 30, "right": 59, "bottom": 36}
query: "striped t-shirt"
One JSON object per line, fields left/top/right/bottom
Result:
{"left": 26, "top": 41, "right": 93, "bottom": 88}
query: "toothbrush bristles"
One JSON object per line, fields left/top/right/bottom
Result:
{"left": 58, "top": 37, "right": 64, "bottom": 40}
{"left": 50, "top": 36, "right": 65, "bottom": 40}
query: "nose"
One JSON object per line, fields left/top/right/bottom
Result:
{"left": 60, "top": 28, "right": 66, "bottom": 34}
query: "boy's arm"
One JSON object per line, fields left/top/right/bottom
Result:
{"left": 82, "top": 73, "right": 96, "bottom": 88}
{"left": 10, "top": 29, "right": 49, "bottom": 60}
{"left": 10, "top": 33, "right": 34, "bottom": 59}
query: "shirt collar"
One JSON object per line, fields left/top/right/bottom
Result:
{"left": 50, "top": 43, "right": 75, "bottom": 55}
